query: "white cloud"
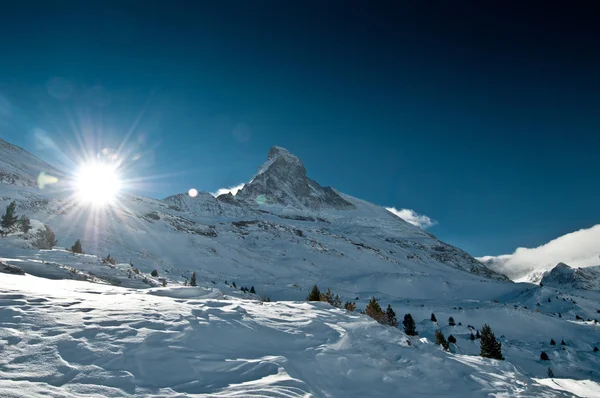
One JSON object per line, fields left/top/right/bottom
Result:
{"left": 210, "top": 183, "right": 245, "bottom": 197}
{"left": 386, "top": 207, "right": 437, "bottom": 229}
{"left": 478, "top": 224, "right": 600, "bottom": 280}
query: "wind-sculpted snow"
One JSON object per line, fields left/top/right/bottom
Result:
{"left": 2, "top": 273, "right": 598, "bottom": 397}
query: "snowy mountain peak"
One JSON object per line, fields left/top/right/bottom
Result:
{"left": 540, "top": 262, "right": 600, "bottom": 291}
{"left": 236, "top": 146, "right": 354, "bottom": 210}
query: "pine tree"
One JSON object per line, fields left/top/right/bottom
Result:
{"left": 403, "top": 313, "right": 417, "bottom": 336}
{"left": 71, "top": 239, "right": 83, "bottom": 254}
{"left": 344, "top": 301, "right": 356, "bottom": 312}
{"left": 561, "top": 340, "right": 566, "bottom": 346}
{"left": 33, "top": 225, "right": 57, "bottom": 249}
{"left": 448, "top": 334, "right": 457, "bottom": 344}
{"left": 448, "top": 316, "right": 456, "bottom": 326}
{"left": 469, "top": 332, "right": 475, "bottom": 341}
{"left": 594, "top": 347, "right": 598, "bottom": 352}
{"left": 480, "top": 324, "right": 504, "bottom": 360}
{"left": 431, "top": 313, "right": 437, "bottom": 322}
{"left": 250, "top": 286, "right": 256, "bottom": 294}
{"left": 19, "top": 215, "right": 31, "bottom": 233}
{"left": 190, "top": 272, "right": 197, "bottom": 287}
{"left": 364, "top": 297, "right": 387, "bottom": 324}
{"left": 550, "top": 339, "right": 556, "bottom": 345}
{"left": 435, "top": 330, "right": 449, "bottom": 350}
{"left": 1, "top": 201, "right": 18, "bottom": 230}
{"left": 386, "top": 304, "right": 399, "bottom": 327}
{"left": 232, "top": 281, "right": 237, "bottom": 288}
{"left": 540, "top": 351, "right": 549, "bottom": 361}
{"left": 547, "top": 367, "right": 554, "bottom": 378}
{"left": 330, "top": 294, "right": 342, "bottom": 308}
{"left": 476, "top": 330, "right": 481, "bottom": 339}
{"left": 307, "top": 284, "right": 321, "bottom": 301}
{"left": 322, "top": 289, "right": 333, "bottom": 303}
{"left": 151, "top": 269, "right": 158, "bottom": 277}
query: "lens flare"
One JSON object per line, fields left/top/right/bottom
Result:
{"left": 75, "top": 162, "right": 122, "bottom": 206}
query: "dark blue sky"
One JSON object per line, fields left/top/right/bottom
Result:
{"left": 0, "top": 1, "right": 599, "bottom": 256}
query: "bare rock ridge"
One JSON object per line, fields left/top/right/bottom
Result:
{"left": 540, "top": 262, "right": 600, "bottom": 291}
{"left": 235, "top": 146, "right": 355, "bottom": 210}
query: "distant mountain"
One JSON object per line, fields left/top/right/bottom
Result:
{"left": 540, "top": 262, "right": 600, "bottom": 291}
{"left": 0, "top": 140, "right": 508, "bottom": 305}
{"left": 235, "top": 146, "right": 354, "bottom": 210}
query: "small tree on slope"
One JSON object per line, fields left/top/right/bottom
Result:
{"left": 448, "top": 316, "right": 456, "bottom": 326}
{"left": 430, "top": 313, "right": 437, "bottom": 322}
{"left": 1, "top": 201, "right": 18, "bottom": 230}
{"left": 403, "top": 313, "right": 417, "bottom": 336}
{"left": 71, "top": 239, "right": 83, "bottom": 254}
{"left": 19, "top": 215, "right": 31, "bottom": 233}
{"left": 307, "top": 285, "right": 321, "bottom": 301}
{"left": 363, "top": 297, "right": 387, "bottom": 324}
{"left": 190, "top": 272, "right": 197, "bottom": 287}
{"left": 435, "top": 330, "right": 449, "bottom": 351}
{"left": 480, "top": 324, "right": 504, "bottom": 360}
{"left": 386, "top": 304, "right": 399, "bottom": 327}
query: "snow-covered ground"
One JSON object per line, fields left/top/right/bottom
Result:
{"left": 2, "top": 271, "right": 599, "bottom": 397}
{"left": 1, "top": 139, "right": 600, "bottom": 396}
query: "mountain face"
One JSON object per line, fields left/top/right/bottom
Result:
{"left": 0, "top": 141, "right": 508, "bottom": 303}
{"left": 540, "top": 262, "right": 600, "bottom": 291}
{"left": 0, "top": 138, "right": 64, "bottom": 188}
{"left": 235, "top": 146, "right": 354, "bottom": 210}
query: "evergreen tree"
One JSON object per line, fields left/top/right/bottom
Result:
{"left": 540, "top": 351, "right": 549, "bottom": 361}
{"left": 232, "top": 281, "right": 237, "bottom": 288}
{"left": 480, "top": 324, "right": 504, "bottom": 360}
{"left": 1, "top": 201, "right": 18, "bottom": 230}
{"left": 561, "top": 340, "right": 566, "bottom": 346}
{"left": 431, "top": 313, "right": 437, "bottom": 322}
{"left": 403, "top": 313, "right": 417, "bottom": 336}
{"left": 547, "top": 368, "right": 554, "bottom": 378}
{"left": 344, "top": 301, "right": 356, "bottom": 312}
{"left": 448, "top": 334, "right": 457, "bottom": 344}
{"left": 364, "top": 297, "right": 387, "bottom": 324}
{"left": 307, "top": 284, "right": 321, "bottom": 301}
{"left": 190, "top": 272, "right": 197, "bottom": 287}
{"left": 250, "top": 286, "right": 256, "bottom": 294}
{"left": 102, "top": 254, "right": 116, "bottom": 265}
{"left": 386, "top": 304, "right": 399, "bottom": 327}
{"left": 33, "top": 225, "right": 57, "bottom": 249}
{"left": 469, "top": 332, "right": 475, "bottom": 341}
{"left": 151, "top": 269, "right": 158, "bottom": 277}
{"left": 71, "top": 239, "right": 83, "bottom": 254}
{"left": 594, "top": 347, "right": 598, "bottom": 352}
{"left": 435, "top": 330, "right": 449, "bottom": 350}
{"left": 550, "top": 339, "right": 556, "bottom": 345}
{"left": 330, "top": 294, "right": 342, "bottom": 308}
{"left": 448, "top": 316, "right": 456, "bottom": 326}
{"left": 476, "top": 330, "right": 481, "bottom": 339}
{"left": 19, "top": 215, "right": 31, "bottom": 233}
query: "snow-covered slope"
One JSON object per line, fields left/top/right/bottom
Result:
{"left": 2, "top": 140, "right": 600, "bottom": 396}
{"left": 0, "top": 142, "right": 508, "bottom": 298}
{"left": 541, "top": 263, "right": 600, "bottom": 291}
{"left": 2, "top": 272, "right": 600, "bottom": 397}
{"left": 0, "top": 138, "right": 65, "bottom": 188}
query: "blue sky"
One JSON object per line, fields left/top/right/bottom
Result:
{"left": 0, "top": 1, "right": 598, "bottom": 257}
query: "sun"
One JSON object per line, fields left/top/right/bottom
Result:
{"left": 75, "top": 162, "right": 122, "bottom": 206}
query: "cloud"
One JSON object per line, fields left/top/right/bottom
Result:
{"left": 478, "top": 224, "right": 600, "bottom": 280}
{"left": 386, "top": 207, "right": 437, "bottom": 229}
{"left": 211, "top": 183, "right": 245, "bottom": 197}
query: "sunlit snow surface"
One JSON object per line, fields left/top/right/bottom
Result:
{"left": 1, "top": 272, "right": 598, "bottom": 398}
